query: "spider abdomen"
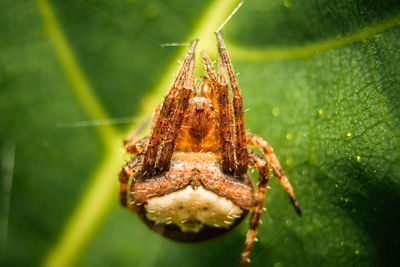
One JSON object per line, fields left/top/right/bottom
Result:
{"left": 129, "top": 152, "right": 254, "bottom": 242}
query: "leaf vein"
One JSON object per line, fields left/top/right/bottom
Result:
{"left": 228, "top": 14, "right": 400, "bottom": 62}
{"left": 363, "top": 40, "right": 400, "bottom": 159}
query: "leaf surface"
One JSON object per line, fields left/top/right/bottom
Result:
{"left": 1, "top": 0, "right": 399, "bottom": 266}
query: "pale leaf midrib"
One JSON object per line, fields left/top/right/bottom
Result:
{"left": 37, "top": 0, "right": 118, "bottom": 147}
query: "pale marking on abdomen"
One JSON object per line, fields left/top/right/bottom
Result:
{"left": 145, "top": 185, "right": 243, "bottom": 233}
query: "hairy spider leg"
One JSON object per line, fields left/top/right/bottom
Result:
{"left": 119, "top": 171, "right": 129, "bottom": 207}
{"left": 120, "top": 121, "right": 150, "bottom": 207}
{"left": 156, "top": 47, "right": 196, "bottom": 172}
{"left": 201, "top": 52, "right": 217, "bottom": 81}
{"left": 119, "top": 155, "right": 143, "bottom": 207}
{"left": 124, "top": 119, "right": 151, "bottom": 148}
{"left": 201, "top": 52, "right": 236, "bottom": 173}
{"left": 246, "top": 132, "right": 301, "bottom": 216}
{"left": 238, "top": 150, "right": 270, "bottom": 267}
{"left": 142, "top": 40, "right": 198, "bottom": 175}
{"left": 200, "top": 52, "right": 220, "bottom": 111}
{"left": 125, "top": 136, "right": 149, "bottom": 154}
{"left": 125, "top": 106, "right": 162, "bottom": 154}
{"left": 120, "top": 109, "right": 161, "bottom": 206}
{"left": 219, "top": 53, "right": 237, "bottom": 173}
{"left": 216, "top": 32, "right": 248, "bottom": 176}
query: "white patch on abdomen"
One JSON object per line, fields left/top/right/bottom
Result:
{"left": 145, "top": 186, "right": 243, "bottom": 233}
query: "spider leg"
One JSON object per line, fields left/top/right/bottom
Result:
{"left": 156, "top": 43, "right": 196, "bottom": 172}
{"left": 120, "top": 110, "right": 158, "bottom": 205}
{"left": 125, "top": 136, "right": 149, "bottom": 154}
{"left": 200, "top": 53, "right": 219, "bottom": 112}
{"left": 125, "top": 104, "right": 162, "bottom": 154}
{"left": 124, "top": 119, "right": 151, "bottom": 149}
{"left": 247, "top": 132, "right": 301, "bottom": 216}
{"left": 201, "top": 52, "right": 217, "bottom": 81}
{"left": 142, "top": 40, "right": 198, "bottom": 175}
{"left": 202, "top": 51, "right": 235, "bottom": 173}
{"left": 239, "top": 150, "right": 270, "bottom": 267}
{"left": 119, "top": 155, "right": 143, "bottom": 207}
{"left": 216, "top": 32, "right": 248, "bottom": 175}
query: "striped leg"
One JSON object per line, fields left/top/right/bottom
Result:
{"left": 142, "top": 40, "right": 198, "bottom": 175}
{"left": 239, "top": 150, "right": 270, "bottom": 267}
{"left": 156, "top": 44, "right": 196, "bottom": 172}
{"left": 216, "top": 32, "right": 248, "bottom": 176}
{"left": 247, "top": 132, "right": 301, "bottom": 216}
{"left": 119, "top": 155, "right": 143, "bottom": 207}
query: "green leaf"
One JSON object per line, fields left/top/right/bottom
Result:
{"left": 1, "top": 0, "right": 399, "bottom": 266}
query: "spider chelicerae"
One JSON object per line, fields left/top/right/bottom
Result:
{"left": 119, "top": 32, "right": 301, "bottom": 266}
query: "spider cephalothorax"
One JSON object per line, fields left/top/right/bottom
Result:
{"left": 119, "top": 32, "right": 301, "bottom": 266}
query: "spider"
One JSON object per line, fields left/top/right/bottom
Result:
{"left": 119, "top": 32, "right": 301, "bottom": 266}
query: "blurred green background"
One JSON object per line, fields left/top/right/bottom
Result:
{"left": 1, "top": 0, "right": 400, "bottom": 266}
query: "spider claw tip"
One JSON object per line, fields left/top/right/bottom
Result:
{"left": 294, "top": 203, "right": 302, "bottom": 217}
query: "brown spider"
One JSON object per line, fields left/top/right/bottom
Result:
{"left": 119, "top": 32, "right": 301, "bottom": 266}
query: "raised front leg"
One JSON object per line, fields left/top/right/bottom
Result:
{"left": 247, "top": 132, "right": 301, "bottom": 216}
{"left": 202, "top": 51, "right": 236, "bottom": 174}
{"left": 216, "top": 32, "right": 248, "bottom": 176}
{"left": 156, "top": 43, "right": 196, "bottom": 173}
{"left": 142, "top": 40, "right": 198, "bottom": 175}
